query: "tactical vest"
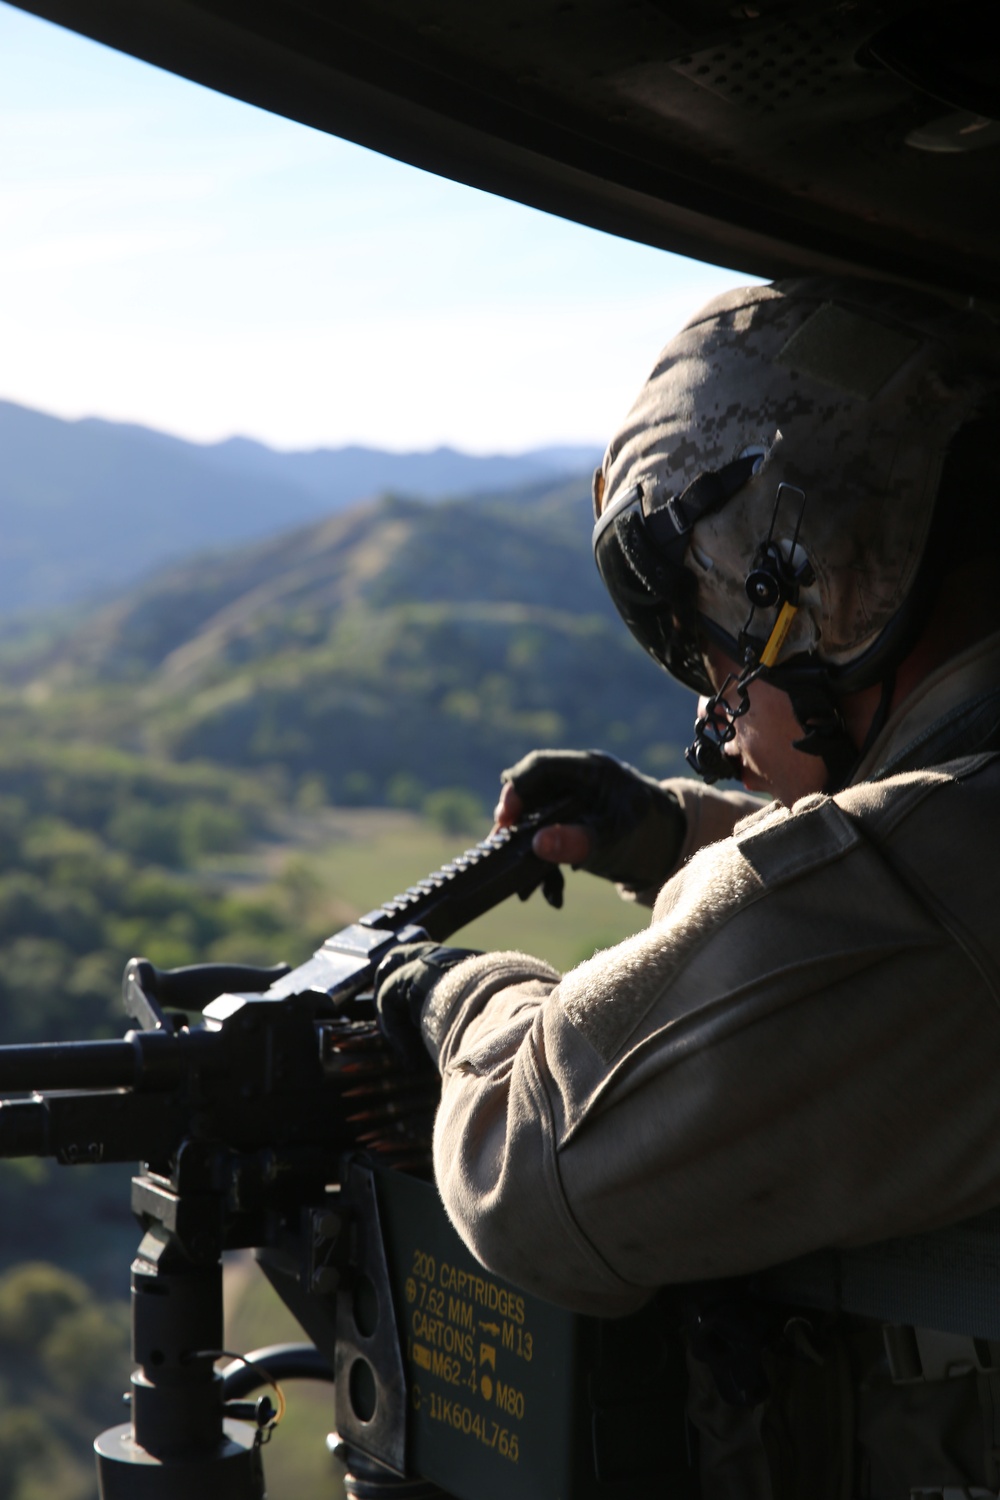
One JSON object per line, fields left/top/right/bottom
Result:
{"left": 686, "top": 1150, "right": 1000, "bottom": 1498}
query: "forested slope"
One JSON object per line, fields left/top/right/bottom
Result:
{"left": 4, "top": 477, "right": 694, "bottom": 806}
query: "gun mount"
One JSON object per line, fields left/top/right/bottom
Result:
{"left": 0, "top": 815, "right": 691, "bottom": 1500}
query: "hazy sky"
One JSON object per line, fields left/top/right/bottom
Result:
{"left": 0, "top": 2, "right": 753, "bottom": 454}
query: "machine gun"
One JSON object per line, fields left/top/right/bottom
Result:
{"left": 0, "top": 814, "right": 692, "bottom": 1500}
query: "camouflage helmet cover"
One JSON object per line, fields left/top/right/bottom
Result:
{"left": 596, "top": 277, "right": 1000, "bottom": 691}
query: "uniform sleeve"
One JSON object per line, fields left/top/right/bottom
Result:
{"left": 663, "top": 776, "right": 764, "bottom": 862}
{"left": 424, "top": 767, "right": 1000, "bottom": 1317}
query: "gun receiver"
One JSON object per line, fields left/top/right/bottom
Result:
{"left": 0, "top": 813, "right": 689, "bottom": 1500}
{"left": 0, "top": 814, "right": 564, "bottom": 1161}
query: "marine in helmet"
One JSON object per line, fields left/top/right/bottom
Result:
{"left": 592, "top": 278, "right": 1000, "bottom": 789}
{"left": 375, "top": 278, "right": 1000, "bottom": 1496}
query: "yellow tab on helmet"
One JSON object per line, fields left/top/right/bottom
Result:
{"left": 759, "top": 600, "right": 799, "bottom": 669}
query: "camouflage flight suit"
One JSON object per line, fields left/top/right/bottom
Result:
{"left": 422, "top": 629, "right": 1000, "bottom": 1498}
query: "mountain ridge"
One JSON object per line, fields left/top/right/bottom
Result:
{"left": 0, "top": 397, "right": 602, "bottom": 615}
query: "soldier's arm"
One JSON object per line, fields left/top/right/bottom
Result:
{"left": 422, "top": 767, "right": 1000, "bottom": 1312}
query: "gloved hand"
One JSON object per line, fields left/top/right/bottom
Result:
{"left": 496, "top": 749, "right": 686, "bottom": 899}
{"left": 374, "top": 942, "right": 481, "bottom": 1068}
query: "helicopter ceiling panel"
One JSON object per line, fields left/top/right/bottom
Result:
{"left": 11, "top": 0, "right": 1000, "bottom": 296}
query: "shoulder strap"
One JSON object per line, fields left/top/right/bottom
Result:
{"left": 753, "top": 1208, "right": 1000, "bottom": 1342}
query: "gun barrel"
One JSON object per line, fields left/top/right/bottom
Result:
{"left": 0, "top": 1038, "right": 139, "bottom": 1094}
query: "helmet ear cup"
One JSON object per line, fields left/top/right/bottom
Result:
{"left": 735, "top": 483, "right": 814, "bottom": 670}
{"left": 745, "top": 567, "right": 781, "bottom": 609}
{"left": 744, "top": 537, "right": 815, "bottom": 613}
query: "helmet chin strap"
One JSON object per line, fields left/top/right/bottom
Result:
{"left": 787, "top": 668, "right": 896, "bottom": 794}
{"left": 784, "top": 678, "right": 861, "bottom": 794}
{"left": 687, "top": 668, "right": 895, "bottom": 795}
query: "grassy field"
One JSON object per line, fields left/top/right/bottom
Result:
{"left": 224, "top": 805, "right": 651, "bottom": 972}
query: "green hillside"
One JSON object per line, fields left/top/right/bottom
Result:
{"left": 3, "top": 479, "right": 694, "bottom": 808}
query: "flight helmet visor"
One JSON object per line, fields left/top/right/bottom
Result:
{"left": 592, "top": 484, "right": 711, "bottom": 694}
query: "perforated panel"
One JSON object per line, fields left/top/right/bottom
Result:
{"left": 672, "top": 11, "right": 871, "bottom": 112}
